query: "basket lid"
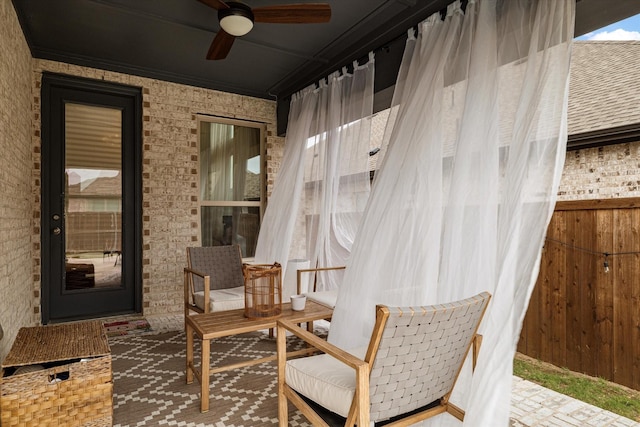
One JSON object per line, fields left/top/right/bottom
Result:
{"left": 2, "top": 320, "right": 110, "bottom": 369}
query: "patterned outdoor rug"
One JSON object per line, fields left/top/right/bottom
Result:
{"left": 110, "top": 331, "right": 528, "bottom": 426}
{"left": 110, "top": 330, "right": 312, "bottom": 426}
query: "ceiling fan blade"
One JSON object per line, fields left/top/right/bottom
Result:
{"left": 253, "top": 3, "right": 331, "bottom": 24}
{"left": 197, "top": 0, "right": 229, "bottom": 10}
{"left": 207, "top": 30, "right": 236, "bottom": 60}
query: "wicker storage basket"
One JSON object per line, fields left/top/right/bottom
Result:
{"left": 1, "top": 320, "right": 112, "bottom": 427}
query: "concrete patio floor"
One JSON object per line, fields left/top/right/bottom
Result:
{"left": 143, "top": 313, "right": 639, "bottom": 427}
{"left": 510, "top": 376, "right": 638, "bottom": 426}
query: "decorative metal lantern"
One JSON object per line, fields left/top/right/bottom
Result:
{"left": 243, "top": 262, "right": 282, "bottom": 319}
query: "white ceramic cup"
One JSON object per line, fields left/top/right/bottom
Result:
{"left": 290, "top": 294, "right": 307, "bottom": 311}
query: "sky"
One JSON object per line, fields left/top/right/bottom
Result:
{"left": 576, "top": 12, "right": 640, "bottom": 40}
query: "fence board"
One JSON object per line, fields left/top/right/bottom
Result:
{"left": 568, "top": 210, "right": 595, "bottom": 374}
{"left": 596, "top": 208, "right": 614, "bottom": 381}
{"left": 519, "top": 248, "right": 541, "bottom": 357}
{"left": 564, "top": 210, "right": 577, "bottom": 371}
{"left": 545, "top": 212, "right": 565, "bottom": 363}
{"left": 633, "top": 257, "right": 640, "bottom": 390}
{"left": 550, "top": 212, "right": 570, "bottom": 368}
{"left": 519, "top": 198, "right": 640, "bottom": 390}
{"left": 579, "top": 225, "right": 597, "bottom": 376}
{"left": 614, "top": 209, "right": 639, "bottom": 386}
{"left": 632, "top": 209, "right": 640, "bottom": 390}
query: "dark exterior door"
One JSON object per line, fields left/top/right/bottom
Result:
{"left": 41, "top": 73, "right": 142, "bottom": 323}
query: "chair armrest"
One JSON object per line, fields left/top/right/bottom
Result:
{"left": 296, "top": 266, "right": 346, "bottom": 294}
{"left": 277, "top": 318, "right": 365, "bottom": 371}
{"left": 183, "top": 267, "right": 211, "bottom": 314}
{"left": 276, "top": 318, "right": 371, "bottom": 426}
{"left": 184, "top": 266, "right": 207, "bottom": 279}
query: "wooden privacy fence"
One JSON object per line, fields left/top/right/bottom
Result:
{"left": 518, "top": 197, "right": 640, "bottom": 390}
{"left": 65, "top": 212, "right": 121, "bottom": 254}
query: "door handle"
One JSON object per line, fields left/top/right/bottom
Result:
{"left": 52, "top": 227, "right": 61, "bottom": 235}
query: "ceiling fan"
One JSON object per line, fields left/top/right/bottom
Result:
{"left": 198, "top": 0, "right": 331, "bottom": 60}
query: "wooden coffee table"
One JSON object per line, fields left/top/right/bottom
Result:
{"left": 185, "top": 300, "right": 333, "bottom": 413}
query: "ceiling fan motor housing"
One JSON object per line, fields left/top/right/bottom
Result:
{"left": 219, "top": 2, "right": 255, "bottom": 36}
{"left": 203, "top": 0, "right": 331, "bottom": 59}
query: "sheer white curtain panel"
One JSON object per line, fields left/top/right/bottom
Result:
{"left": 328, "top": 1, "right": 574, "bottom": 426}
{"left": 254, "top": 55, "right": 375, "bottom": 294}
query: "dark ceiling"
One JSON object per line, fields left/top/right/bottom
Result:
{"left": 11, "top": 0, "right": 640, "bottom": 133}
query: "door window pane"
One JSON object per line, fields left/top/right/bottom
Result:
{"left": 64, "top": 103, "right": 122, "bottom": 290}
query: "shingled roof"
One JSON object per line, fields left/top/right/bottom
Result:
{"left": 568, "top": 41, "right": 640, "bottom": 148}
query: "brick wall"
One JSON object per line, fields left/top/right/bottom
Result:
{"left": 29, "top": 60, "right": 285, "bottom": 320}
{"left": 558, "top": 140, "right": 640, "bottom": 201}
{"left": 0, "top": 0, "right": 34, "bottom": 360}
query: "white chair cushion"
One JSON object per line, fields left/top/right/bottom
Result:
{"left": 285, "top": 347, "right": 366, "bottom": 418}
{"left": 304, "top": 290, "right": 338, "bottom": 309}
{"left": 194, "top": 286, "right": 245, "bottom": 312}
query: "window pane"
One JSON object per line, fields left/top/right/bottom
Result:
{"left": 200, "top": 122, "right": 261, "bottom": 202}
{"left": 201, "top": 206, "right": 261, "bottom": 257}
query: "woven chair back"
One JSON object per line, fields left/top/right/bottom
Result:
{"left": 368, "top": 292, "right": 491, "bottom": 421}
{"left": 187, "top": 245, "right": 245, "bottom": 292}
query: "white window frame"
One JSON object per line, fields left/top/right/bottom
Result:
{"left": 197, "top": 115, "right": 266, "bottom": 257}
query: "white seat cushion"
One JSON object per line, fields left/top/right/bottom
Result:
{"left": 304, "top": 290, "right": 338, "bottom": 309}
{"left": 194, "top": 286, "right": 245, "bottom": 312}
{"left": 285, "top": 347, "right": 366, "bottom": 418}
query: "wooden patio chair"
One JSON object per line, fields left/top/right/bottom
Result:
{"left": 276, "top": 291, "right": 491, "bottom": 427}
{"left": 296, "top": 265, "right": 346, "bottom": 309}
{"left": 184, "top": 245, "right": 246, "bottom": 317}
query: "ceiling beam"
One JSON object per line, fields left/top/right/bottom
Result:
{"left": 271, "top": 0, "right": 452, "bottom": 101}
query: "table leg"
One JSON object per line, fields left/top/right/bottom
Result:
{"left": 201, "top": 338, "right": 210, "bottom": 413}
{"left": 186, "top": 323, "right": 194, "bottom": 384}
